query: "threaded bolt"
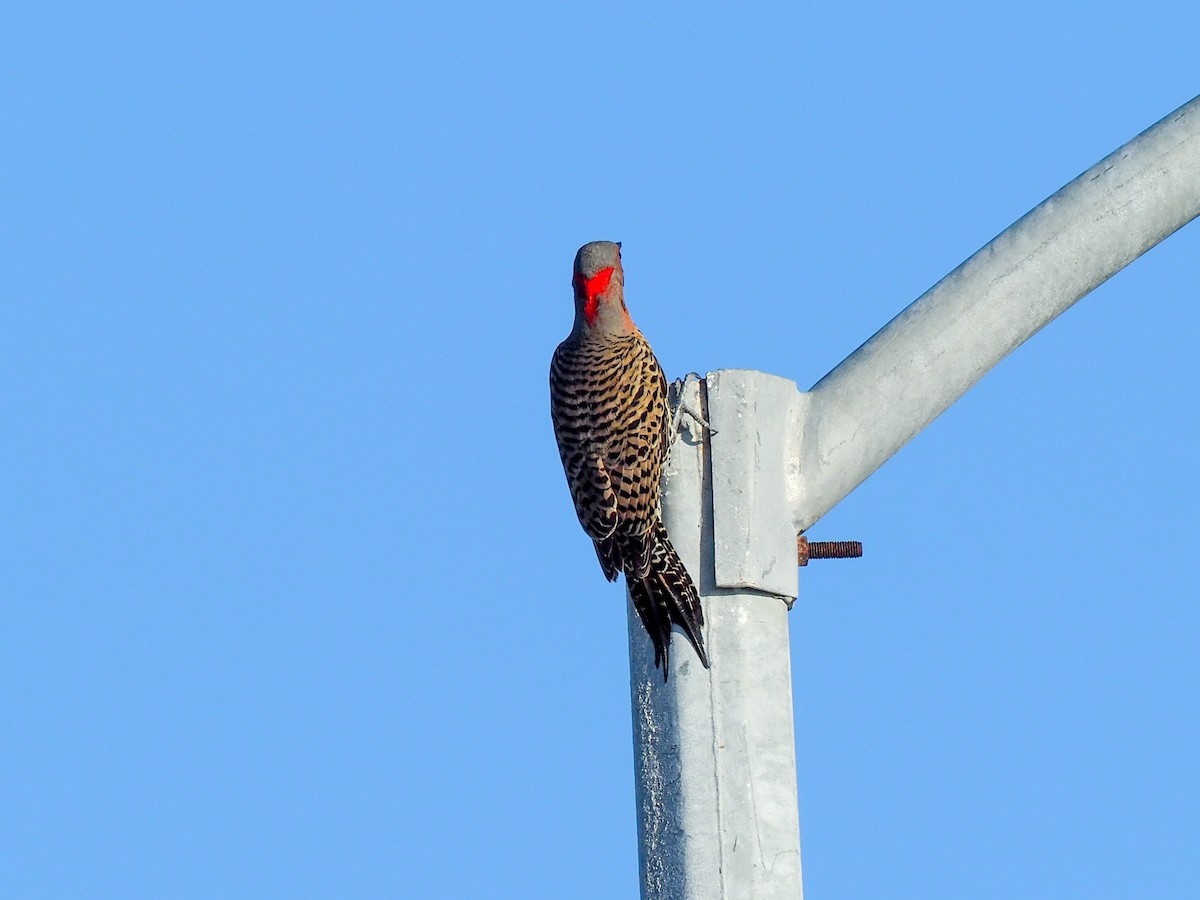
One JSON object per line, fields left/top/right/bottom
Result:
{"left": 797, "top": 536, "right": 863, "bottom": 566}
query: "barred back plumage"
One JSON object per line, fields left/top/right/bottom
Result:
{"left": 550, "top": 241, "right": 709, "bottom": 678}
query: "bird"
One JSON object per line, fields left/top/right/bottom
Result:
{"left": 549, "top": 240, "right": 709, "bottom": 679}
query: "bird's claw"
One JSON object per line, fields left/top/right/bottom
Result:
{"left": 670, "top": 373, "right": 718, "bottom": 439}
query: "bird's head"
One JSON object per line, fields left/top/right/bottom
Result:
{"left": 571, "top": 241, "right": 631, "bottom": 333}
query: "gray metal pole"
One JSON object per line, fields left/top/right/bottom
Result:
{"left": 630, "top": 374, "right": 804, "bottom": 900}
{"left": 628, "top": 93, "right": 1200, "bottom": 899}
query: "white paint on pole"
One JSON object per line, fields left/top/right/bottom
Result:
{"left": 628, "top": 93, "right": 1200, "bottom": 899}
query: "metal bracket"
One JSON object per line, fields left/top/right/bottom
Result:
{"left": 706, "top": 369, "right": 807, "bottom": 601}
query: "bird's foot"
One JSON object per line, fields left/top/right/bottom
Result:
{"left": 670, "top": 373, "right": 718, "bottom": 439}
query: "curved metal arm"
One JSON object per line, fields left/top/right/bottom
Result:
{"left": 795, "top": 94, "right": 1200, "bottom": 531}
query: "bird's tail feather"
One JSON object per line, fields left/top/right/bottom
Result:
{"left": 627, "top": 521, "right": 709, "bottom": 680}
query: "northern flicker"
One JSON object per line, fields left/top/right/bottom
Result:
{"left": 550, "top": 241, "right": 709, "bottom": 678}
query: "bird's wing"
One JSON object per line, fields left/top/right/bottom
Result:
{"left": 550, "top": 345, "right": 620, "bottom": 545}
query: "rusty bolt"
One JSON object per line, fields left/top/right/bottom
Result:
{"left": 797, "top": 536, "right": 863, "bottom": 566}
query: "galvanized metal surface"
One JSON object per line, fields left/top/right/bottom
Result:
{"left": 707, "top": 370, "right": 807, "bottom": 601}
{"left": 629, "top": 376, "right": 803, "bottom": 900}
{"left": 796, "top": 93, "right": 1200, "bottom": 531}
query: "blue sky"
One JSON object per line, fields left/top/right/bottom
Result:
{"left": 3, "top": 3, "right": 1197, "bottom": 897}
